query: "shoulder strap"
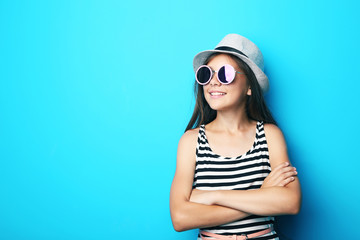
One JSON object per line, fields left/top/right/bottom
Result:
{"left": 196, "top": 125, "right": 206, "bottom": 155}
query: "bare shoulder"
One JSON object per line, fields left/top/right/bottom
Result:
{"left": 178, "top": 128, "right": 199, "bottom": 148}
{"left": 176, "top": 128, "right": 200, "bottom": 163}
{"left": 263, "top": 123, "right": 289, "bottom": 166}
{"left": 263, "top": 123, "right": 286, "bottom": 144}
{"left": 175, "top": 128, "right": 200, "bottom": 172}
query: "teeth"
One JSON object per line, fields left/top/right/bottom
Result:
{"left": 210, "top": 92, "right": 226, "bottom": 96}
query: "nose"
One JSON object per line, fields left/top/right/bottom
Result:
{"left": 209, "top": 71, "right": 221, "bottom": 86}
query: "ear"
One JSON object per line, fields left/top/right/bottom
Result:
{"left": 247, "top": 87, "right": 252, "bottom": 96}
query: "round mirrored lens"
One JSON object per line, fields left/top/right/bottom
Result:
{"left": 218, "top": 64, "right": 235, "bottom": 84}
{"left": 196, "top": 66, "right": 211, "bottom": 85}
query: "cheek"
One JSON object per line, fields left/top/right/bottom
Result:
{"left": 202, "top": 85, "right": 209, "bottom": 97}
{"left": 203, "top": 89, "right": 211, "bottom": 103}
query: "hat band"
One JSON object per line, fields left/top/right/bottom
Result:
{"left": 215, "top": 46, "right": 248, "bottom": 58}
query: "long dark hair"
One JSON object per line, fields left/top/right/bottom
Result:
{"left": 185, "top": 53, "right": 276, "bottom": 132}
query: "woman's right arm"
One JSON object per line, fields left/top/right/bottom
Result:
{"left": 169, "top": 129, "right": 250, "bottom": 232}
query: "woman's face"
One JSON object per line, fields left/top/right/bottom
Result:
{"left": 203, "top": 54, "right": 251, "bottom": 112}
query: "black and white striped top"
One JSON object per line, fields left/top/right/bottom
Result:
{"left": 193, "top": 121, "right": 279, "bottom": 239}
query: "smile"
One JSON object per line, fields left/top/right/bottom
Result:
{"left": 210, "top": 92, "right": 226, "bottom": 96}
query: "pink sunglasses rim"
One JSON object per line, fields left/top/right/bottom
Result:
{"left": 195, "top": 64, "right": 236, "bottom": 85}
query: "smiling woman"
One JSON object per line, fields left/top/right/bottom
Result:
{"left": 169, "top": 34, "right": 301, "bottom": 240}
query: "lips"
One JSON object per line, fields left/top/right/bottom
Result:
{"left": 210, "top": 92, "right": 226, "bottom": 96}
{"left": 209, "top": 91, "right": 226, "bottom": 98}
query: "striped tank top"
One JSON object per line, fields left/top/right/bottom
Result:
{"left": 193, "top": 121, "right": 279, "bottom": 239}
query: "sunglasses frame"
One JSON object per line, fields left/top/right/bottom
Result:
{"left": 195, "top": 64, "right": 244, "bottom": 85}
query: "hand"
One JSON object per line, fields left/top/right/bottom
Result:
{"left": 189, "top": 189, "right": 215, "bottom": 205}
{"left": 261, "top": 162, "right": 297, "bottom": 188}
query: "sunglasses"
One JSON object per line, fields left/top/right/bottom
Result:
{"left": 195, "top": 64, "right": 244, "bottom": 85}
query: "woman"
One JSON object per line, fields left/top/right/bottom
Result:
{"left": 170, "top": 34, "right": 301, "bottom": 240}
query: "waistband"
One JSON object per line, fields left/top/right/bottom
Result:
{"left": 200, "top": 227, "right": 273, "bottom": 240}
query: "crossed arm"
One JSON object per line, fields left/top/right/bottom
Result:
{"left": 169, "top": 124, "right": 301, "bottom": 232}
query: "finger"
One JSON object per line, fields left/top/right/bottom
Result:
{"left": 272, "top": 162, "right": 290, "bottom": 172}
{"left": 280, "top": 176, "right": 295, "bottom": 187}
{"left": 278, "top": 167, "right": 297, "bottom": 180}
{"left": 263, "top": 163, "right": 296, "bottom": 187}
{"left": 273, "top": 166, "right": 296, "bottom": 179}
{"left": 281, "top": 166, "right": 297, "bottom": 174}
{"left": 270, "top": 165, "right": 294, "bottom": 180}
{"left": 269, "top": 163, "right": 288, "bottom": 179}
{"left": 283, "top": 170, "right": 298, "bottom": 178}
{"left": 271, "top": 162, "right": 292, "bottom": 175}
{"left": 270, "top": 169, "right": 297, "bottom": 187}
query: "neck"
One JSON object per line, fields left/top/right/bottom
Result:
{"left": 210, "top": 104, "right": 253, "bottom": 132}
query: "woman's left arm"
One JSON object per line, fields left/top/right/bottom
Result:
{"left": 190, "top": 124, "right": 302, "bottom": 216}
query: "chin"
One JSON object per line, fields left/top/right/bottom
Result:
{"left": 208, "top": 101, "right": 241, "bottom": 112}
{"left": 208, "top": 103, "right": 228, "bottom": 111}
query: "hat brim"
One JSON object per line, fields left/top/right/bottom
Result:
{"left": 193, "top": 50, "right": 269, "bottom": 92}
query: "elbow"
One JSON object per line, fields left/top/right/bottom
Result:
{"left": 274, "top": 187, "right": 301, "bottom": 215}
{"left": 171, "top": 211, "right": 188, "bottom": 232}
{"left": 287, "top": 202, "right": 301, "bottom": 215}
{"left": 170, "top": 196, "right": 194, "bottom": 232}
{"left": 170, "top": 204, "right": 193, "bottom": 232}
{"left": 286, "top": 193, "right": 302, "bottom": 215}
{"left": 173, "top": 222, "right": 186, "bottom": 232}
{"left": 292, "top": 198, "right": 302, "bottom": 215}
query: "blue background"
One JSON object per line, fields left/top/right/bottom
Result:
{"left": 1, "top": 0, "right": 359, "bottom": 239}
